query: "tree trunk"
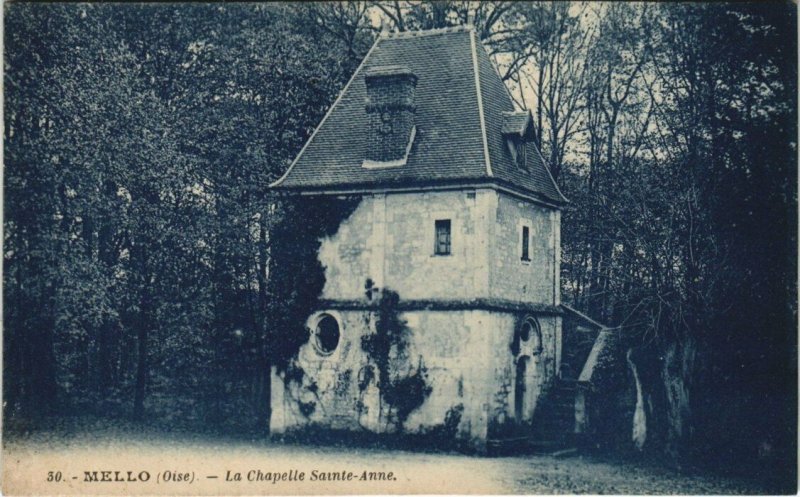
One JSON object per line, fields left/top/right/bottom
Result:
{"left": 627, "top": 348, "right": 647, "bottom": 449}
{"left": 17, "top": 229, "right": 61, "bottom": 418}
{"left": 256, "top": 214, "right": 272, "bottom": 430}
{"left": 133, "top": 314, "right": 149, "bottom": 420}
{"left": 133, "top": 243, "right": 150, "bottom": 420}
{"left": 22, "top": 274, "right": 60, "bottom": 417}
{"left": 661, "top": 336, "right": 696, "bottom": 462}
{"left": 96, "top": 217, "right": 118, "bottom": 395}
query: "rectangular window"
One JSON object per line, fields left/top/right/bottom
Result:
{"left": 434, "top": 219, "right": 451, "bottom": 255}
{"left": 516, "top": 141, "right": 528, "bottom": 171}
{"left": 521, "top": 226, "right": 530, "bottom": 261}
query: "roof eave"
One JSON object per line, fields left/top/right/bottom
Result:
{"left": 272, "top": 178, "right": 567, "bottom": 209}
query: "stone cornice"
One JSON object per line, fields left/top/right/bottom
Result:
{"left": 317, "top": 298, "right": 562, "bottom": 315}
{"left": 273, "top": 180, "right": 564, "bottom": 210}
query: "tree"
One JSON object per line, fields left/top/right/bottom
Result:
{"left": 4, "top": 3, "right": 373, "bottom": 429}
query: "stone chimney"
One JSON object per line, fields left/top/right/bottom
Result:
{"left": 364, "top": 65, "right": 417, "bottom": 164}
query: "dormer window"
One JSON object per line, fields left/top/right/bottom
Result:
{"left": 509, "top": 138, "right": 528, "bottom": 170}
{"left": 502, "top": 111, "right": 534, "bottom": 171}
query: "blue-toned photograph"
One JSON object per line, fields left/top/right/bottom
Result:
{"left": 3, "top": 2, "right": 797, "bottom": 494}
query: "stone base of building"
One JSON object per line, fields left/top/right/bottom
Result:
{"left": 269, "top": 308, "right": 562, "bottom": 451}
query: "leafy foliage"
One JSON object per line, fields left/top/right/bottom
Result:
{"left": 361, "top": 290, "right": 432, "bottom": 429}
{"left": 267, "top": 196, "right": 361, "bottom": 372}
{"left": 4, "top": 3, "right": 369, "bottom": 431}
{"left": 556, "top": 2, "right": 796, "bottom": 469}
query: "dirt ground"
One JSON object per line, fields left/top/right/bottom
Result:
{"left": 2, "top": 424, "right": 792, "bottom": 495}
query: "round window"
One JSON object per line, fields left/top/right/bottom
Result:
{"left": 314, "top": 314, "right": 340, "bottom": 355}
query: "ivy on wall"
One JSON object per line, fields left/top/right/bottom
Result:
{"left": 267, "top": 195, "right": 361, "bottom": 372}
{"left": 361, "top": 289, "right": 432, "bottom": 429}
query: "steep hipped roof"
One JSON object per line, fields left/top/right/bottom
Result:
{"left": 271, "top": 25, "right": 566, "bottom": 206}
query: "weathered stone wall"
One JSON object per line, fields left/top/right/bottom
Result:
{"left": 319, "top": 189, "right": 558, "bottom": 305}
{"left": 273, "top": 187, "right": 563, "bottom": 445}
{"left": 270, "top": 309, "right": 499, "bottom": 445}
{"left": 489, "top": 191, "right": 558, "bottom": 305}
{"left": 317, "top": 200, "right": 374, "bottom": 300}
{"left": 270, "top": 310, "right": 372, "bottom": 433}
{"left": 319, "top": 190, "right": 491, "bottom": 301}
{"left": 270, "top": 307, "right": 562, "bottom": 444}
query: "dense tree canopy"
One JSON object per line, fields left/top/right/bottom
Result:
{"left": 5, "top": 2, "right": 367, "bottom": 429}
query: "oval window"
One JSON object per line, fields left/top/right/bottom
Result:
{"left": 314, "top": 314, "right": 340, "bottom": 355}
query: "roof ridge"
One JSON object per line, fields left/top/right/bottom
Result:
{"left": 381, "top": 24, "right": 475, "bottom": 40}
{"left": 474, "top": 39, "right": 568, "bottom": 204}
{"left": 470, "top": 29, "right": 493, "bottom": 178}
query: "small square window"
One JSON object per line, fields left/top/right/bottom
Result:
{"left": 434, "top": 219, "right": 451, "bottom": 256}
{"left": 521, "top": 226, "right": 530, "bottom": 261}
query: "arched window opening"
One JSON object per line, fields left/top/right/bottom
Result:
{"left": 519, "top": 317, "right": 543, "bottom": 355}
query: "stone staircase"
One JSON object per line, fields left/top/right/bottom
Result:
{"left": 486, "top": 379, "right": 579, "bottom": 455}
{"left": 517, "top": 323, "right": 597, "bottom": 452}
{"left": 528, "top": 378, "right": 578, "bottom": 448}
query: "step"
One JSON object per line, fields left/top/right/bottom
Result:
{"left": 537, "top": 417, "right": 574, "bottom": 424}
{"left": 535, "top": 427, "right": 573, "bottom": 433}
{"left": 538, "top": 417, "right": 573, "bottom": 423}
{"left": 553, "top": 390, "right": 577, "bottom": 397}
{"left": 534, "top": 424, "right": 574, "bottom": 432}
{"left": 536, "top": 418, "right": 574, "bottom": 424}
{"left": 531, "top": 427, "right": 572, "bottom": 434}
{"left": 551, "top": 447, "right": 579, "bottom": 458}
{"left": 533, "top": 427, "right": 574, "bottom": 434}
{"left": 538, "top": 411, "right": 573, "bottom": 417}
{"left": 544, "top": 410, "right": 575, "bottom": 417}
{"left": 543, "top": 394, "right": 575, "bottom": 401}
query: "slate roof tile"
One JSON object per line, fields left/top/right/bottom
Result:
{"left": 271, "top": 26, "right": 567, "bottom": 206}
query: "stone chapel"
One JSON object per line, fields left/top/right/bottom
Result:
{"left": 269, "top": 25, "right": 612, "bottom": 451}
